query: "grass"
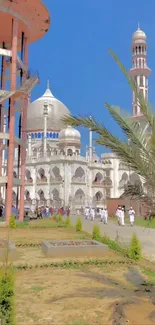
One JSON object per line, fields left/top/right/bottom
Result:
{"left": 15, "top": 265, "right": 155, "bottom": 325}
{"left": 1, "top": 218, "right": 155, "bottom": 324}
{"left": 135, "top": 218, "right": 155, "bottom": 228}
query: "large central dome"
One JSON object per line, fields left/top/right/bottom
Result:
{"left": 26, "top": 83, "right": 70, "bottom": 131}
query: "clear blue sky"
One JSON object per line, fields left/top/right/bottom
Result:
{"left": 27, "top": 0, "right": 155, "bottom": 155}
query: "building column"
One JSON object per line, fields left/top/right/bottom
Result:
{"left": 19, "top": 37, "right": 29, "bottom": 221}
{"left": 5, "top": 18, "right": 18, "bottom": 223}
{"left": 28, "top": 134, "right": 32, "bottom": 157}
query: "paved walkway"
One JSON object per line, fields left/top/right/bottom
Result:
{"left": 70, "top": 214, "right": 155, "bottom": 261}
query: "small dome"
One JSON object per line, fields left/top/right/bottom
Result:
{"left": 59, "top": 125, "right": 81, "bottom": 143}
{"left": 26, "top": 81, "right": 70, "bottom": 131}
{"left": 132, "top": 27, "right": 146, "bottom": 42}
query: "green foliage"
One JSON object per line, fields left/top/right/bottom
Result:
{"left": 101, "top": 234, "right": 128, "bottom": 256}
{"left": 92, "top": 225, "right": 101, "bottom": 241}
{"left": 15, "top": 258, "right": 133, "bottom": 271}
{"left": 0, "top": 268, "right": 15, "bottom": 325}
{"left": 57, "top": 214, "right": 63, "bottom": 223}
{"left": 9, "top": 215, "right": 16, "bottom": 229}
{"left": 16, "top": 221, "right": 29, "bottom": 228}
{"left": 16, "top": 220, "right": 66, "bottom": 229}
{"left": 128, "top": 233, "right": 142, "bottom": 261}
{"left": 62, "top": 50, "right": 155, "bottom": 210}
{"left": 65, "top": 216, "right": 71, "bottom": 227}
{"left": 75, "top": 218, "right": 82, "bottom": 232}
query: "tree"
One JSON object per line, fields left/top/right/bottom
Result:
{"left": 63, "top": 50, "right": 155, "bottom": 212}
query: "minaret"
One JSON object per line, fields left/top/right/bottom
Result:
{"left": 89, "top": 116, "right": 93, "bottom": 161}
{"left": 129, "top": 25, "right": 151, "bottom": 117}
{"left": 43, "top": 100, "right": 48, "bottom": 156}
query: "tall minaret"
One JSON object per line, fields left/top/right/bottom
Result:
{"left": 129, "top": 25, "right": 151, "bottom": 117}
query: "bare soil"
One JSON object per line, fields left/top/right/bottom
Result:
{"left": 15, "top": 265, "right": 155, "bottom": 325}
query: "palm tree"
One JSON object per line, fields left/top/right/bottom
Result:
{"left": 62, "top": 50, "right": 155, "bottom": 211}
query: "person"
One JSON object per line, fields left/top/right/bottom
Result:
{"left": 100, "top": 208, "right": 104, "bottom": 222}
{"left": 90, "top": 207, "right": 95, "bottom": 221}
{"left": 121, "top": 207, "right": 125, "bottom": 226}
{"left": 116, "top": 206, "right": 121, "bottom": 225}
{"left": 85, "top": 207, "right": 89, "bottom": 219}
{"left": 103, "top": 206, "right": 108, "bottom": 224}
{"left": 128, "top": 207, "right": 135, "bottom": 226}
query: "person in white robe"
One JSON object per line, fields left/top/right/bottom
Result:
{"left": 103, "top": 206, "right": 108, "bottom": 224}
{"left": 90, "top": 208, "right": 95, "bottom": 220}
{"left": 121, "top": 207, "right": 125, "bottom": 226}
{"left": 128, "top": 207, "right": 135, "bottom": 226}
{"left": 100, "top": 208, "right": 104, "bottom": 222}
{"left": 116, "top": 206, "right": 121, "bottom": 225}
{"left": 85, "top": 207, "right": 89, "bottom": 219}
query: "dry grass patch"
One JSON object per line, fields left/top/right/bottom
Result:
{"left": 15, "top": 265, "right": 155, "bottom": 325}
{"left": 0, "top": 226, "right": 91, "bottom": 245}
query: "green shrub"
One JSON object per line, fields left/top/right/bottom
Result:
{"left": 76, "top": 218, "right": 82, "bottom": 232}
{"left": 65, "top": 216, "right": 71, "bottom": 227}
{"left": 92, "top": 225, "right": 101, "bottom": 241}
{"left": 128, "top": 233, "right": 142, "bottom": 261}
{"left": 57, "top": 214, "right": 63, "bottom": 223}
{"left": 0, "top": 268, "right": 15, "bottom": 325}
{"left": 101, "top": 234, "right": 128, "bottom": 256}
{"left": 9, "top": 215, "right": 16, "bottom": 229}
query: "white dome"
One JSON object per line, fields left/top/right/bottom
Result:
{"left": 26, "top": 83, "right": 70, "bottom": 131}
{"left": 132, "top": 27, "right": 146, "bottom": 42}
{"left": 59, "top": 125, "right": 81, "bottom": 143}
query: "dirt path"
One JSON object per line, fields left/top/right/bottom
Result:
{"left": 70, "top": 214, "right": 155, "bottom": 261}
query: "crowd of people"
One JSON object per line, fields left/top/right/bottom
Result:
{"left": 84, "top": 205, "right": 136, "bottom": 226}
{"left": 30, "top": 206, "right": 70, "bottom": 219}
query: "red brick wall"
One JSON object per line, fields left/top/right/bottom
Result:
{"left": 107, "top": 198, "right": 148, "bottom": 217}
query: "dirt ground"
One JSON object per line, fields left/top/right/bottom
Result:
{"left": 15, "top": 265, "right": 155, "bottom": 325}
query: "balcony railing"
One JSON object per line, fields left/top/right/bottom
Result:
{"left": 36, "top": 178, "right": 47, "bottom": 184}
{"left": 50, "top": 177, "right": 62, "bottom": 184}
{"left": 72, "top": 177, "right": 86, "bottom": 184}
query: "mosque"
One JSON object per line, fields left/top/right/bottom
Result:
{"left": 1, "top": 26, "right": 149, "bottom": 211}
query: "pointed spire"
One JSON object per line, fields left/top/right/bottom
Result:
{"left": 138, "top": 22, "right": 140, "bottom": 30}
{"left": 47, "top": 79, "right": 50, "bottom": 89}
{"left": 42, "top": 80, "right": 54, "bottom": 98}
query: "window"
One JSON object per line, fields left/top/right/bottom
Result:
{"left": 140, "top": 76, "right": 143, "bottom": 87}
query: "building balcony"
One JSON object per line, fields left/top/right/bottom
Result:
{"left": 92, "top": 181, "right": 104, "bottom": 188}
{"left": 36, "top": 178, "right": 47, "bottom": 185}
{"left": 50, "top": 177, "right": 62, "bottom": 184}
{"left": 71, "top": 177, "right": 86, "bottom": 184}
{"left": 25, "top": 179, "right": 33, "bottom": 185}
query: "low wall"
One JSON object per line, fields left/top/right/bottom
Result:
{"left": 107, "top": 198, "right": 148, "bottom": 217}
{"left": 41, "top": 240, "right": 109, "bottom": 258}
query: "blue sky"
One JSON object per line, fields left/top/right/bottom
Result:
{"left": 27, "top": 0, "right": 155, "bottom": 155}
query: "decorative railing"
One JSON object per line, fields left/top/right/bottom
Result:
{"left": 36, "top": 178, "right": 47, "bottom": 184}
{"left": 72, "top": 177, "right": 86, "bottom": 184}
{"left": 50, "top": 177, "right": 62, "bottom": 184}
{"left": 25, "top": 179, "right": 33, "bottom": 184}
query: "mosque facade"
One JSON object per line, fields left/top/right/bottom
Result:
{"left": 1, "top": 27, "right": 150, "bottom": 210}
